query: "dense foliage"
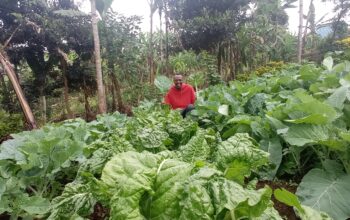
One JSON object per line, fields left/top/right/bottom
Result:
{"left": 1, "top": 0, "right": 350, "bottom": 219}
{"left": 0, "top": 110, "right": 23, "bottom": 138}
{"left": 190, "top": 56, "right": 350, "bottom": 219}
{"left": 2, "top": 58, "right": 349, "bottom": 219}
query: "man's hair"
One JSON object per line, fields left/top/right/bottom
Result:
{"left": 173, "top": 74, "right": 183, "bottom": 79}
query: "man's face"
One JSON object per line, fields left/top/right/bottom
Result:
{"left": 174, "top": 75, "right": 183, "bottom": 90}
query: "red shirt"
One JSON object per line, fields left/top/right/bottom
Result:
{"left": 164, "top": 83, "right": 196, "bottom": 109}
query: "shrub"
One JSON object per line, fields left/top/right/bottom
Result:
{"left": 0, "top": 110, "right": 23, "bottom": 137}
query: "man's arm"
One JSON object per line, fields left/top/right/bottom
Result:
{"left": 164, "top": 92, "right": 170, "bottom": 104}
{"left": 190, "top": 86, "right": 196, "bottom": 104}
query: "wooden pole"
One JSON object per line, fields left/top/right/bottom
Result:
{"left": 0, "top": 50, "right": 37, "bottom": 129}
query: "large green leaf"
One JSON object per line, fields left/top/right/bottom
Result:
{"left": 274, "top": 188, "right": 332, "bottom": 220}
{"left": 19, "top": 195, "right": 51, "bottom": 215}
{"left": 155, "top": 75, "right": 173, "bottom": 94}
{"left": 0, "top": 137, "right": 26, "bottom": 163}
{"left": 147, "top": 159, "right": 193, "bottom": 219}
{"left": 178, "top": 168, "right": 219, "bottom": 220}
{"left": 296, "top": 168, "right": 350, "bottom": 220}
{"left": 211, "top": 178, "right": 272, "bottom": 219}
{"left": 274, "top": 188, "right": 303, "bottom": 213}
{"left": 298, "top": 205, "right": 333, "bottom": 220}
{"left": 224, "top": 160, "right": 251, "bottom": 185}
{"left": 285, "top": 101, "right": 337, "bottom": 124}
{"left": 283, "top": 124, "right": 330, "bottom": 146}
{"left": 244, "top": 93, "right": 267, "bottom": 115}
{"left": 100, "top": 150, "right": 279, "bottom": 220}
{"left": 326, "top": 86, "right": 348, "bottom": 110}
{"left": 265, "top": 115, "right": 288, "bottom": 135}
{"left": 101, "top": 151, "right": 194, "bottom": 220}
{"left": 48, "top": 183, "right": 95, "bottom": 219}
{"left": 135, "top": 125, "right": 170, "bottom": 150}
{"left": 299, "top": 65, "right": 320, "bottom": 82}
{"left": 101, "top": 152, "right": 161, "bottom": 220}
{"left": 165, "top": 112, "right": 198, "bottom": 147}
{"left": 215, "top": 133, "right": 269, "bottom": 184}
{"left": 285, "top": 113, "right": 329, "bottom": 124}
{"left": 0, "top": 197, "right": 11, "bottom": 214}
{"left": 179, "top": 129, "right": 211, "bottom": 163}
{"left": 323, "top": 57, "right": 333, "bottom": 71}
{"left": 260, "top": 138, "right": 283, "bottom": 179}
{"left": 78, "top": 148, "right": 113, "bottom": 176}
{"left": 218, "top": 104, "right": 229, "bottom": 116}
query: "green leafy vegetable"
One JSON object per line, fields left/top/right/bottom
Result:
{"left": 283, "top": 124, "right": 330, "bottom": 146}
{"left": 274, "top": 188, "right": 333, "bottom": 220}
{"left": 215, "top": 133, "right": 269, "bottom": 184}
{"left": 48, "top": 183, "right": 96, "bottom": 219}
{"left": 297, "top": 168, "right": 350, "bottom": 220}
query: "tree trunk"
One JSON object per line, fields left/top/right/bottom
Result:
{"left": 159, "top": 9, "right": 164, "bottom": 65}
{"left": 41, "top": 94, "right": 47, "bottom": 123}
{"left": 91, "top": 0, "right": 107, "bottom": 114}
{"left": 110, "top": 77, "right": 117, "bottom": 111}
{"left": 0, "top": 50, "right": 37, "bottom": 129}
{"left": 297, "top": 0, "right": 303, "bottom": 63}
{"left": 164, "top": 2, "right": 170, "bottom": 76}
{"left": 149, "top": 0, "right": 155, "bottom": 83}
{"left": 217, "top": 43, "right": 222, "bottom": 76}
{"left": 229, "top": 42, "right": 235, "bottom": 80}
{"left": 302, "top": 0, "right": 314, "bottom": 55}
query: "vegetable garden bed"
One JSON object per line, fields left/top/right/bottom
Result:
{"left": 1, "top": 57, "right": 350, "bottom": 219}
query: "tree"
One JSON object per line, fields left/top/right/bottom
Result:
{"left": 147, "top": 0, "right": 158, "bottom": 83}
{"left": 298, "top": 0, "right": 303, "bottom": 63}
{"left": 0, "top": 49, "right": 37, "bottom": 129}
{"left": 0, "top": 0, "right": 97, "bottom": 124}
{"left": 167, "top": 0, "right": 251, "bottom": 51}
{"left": 165, "top": 0, "right": 252, "bottom": 80}
{"left": 239, "top": 0, "right": 297, "bottom": 66}
{"left": 329, "top": 0, "right": 350, "bottom": 41}
{"left": 0, "top": 0, "right": 46, "bottom": 129}
{"left": 100, "top": 11, "right": 141, "bottom": 112}
{"left": 90, "top": 0, "right": 107, "bottom": 113}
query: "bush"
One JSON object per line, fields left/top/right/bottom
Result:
{"left": 0, "top": 110, "right": 23, "bottom": 137}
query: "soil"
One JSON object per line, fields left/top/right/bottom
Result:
{"left": 256, "top": 180, "right": 299, "bottom": 220}
{"left": 89, "top": 203, "right": 109, "bottom": 220}
{"left": 0, "top": 214, "right": 9, "bottom": 220}
{"left": 0, "top": 134, "right": 12, "bottom": 145}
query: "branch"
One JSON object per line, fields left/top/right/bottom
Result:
{"left": 3, "top": 25, "right": 21, "bottom": 49}
{"left": 25, "top": 18, "right": 41, "bottom": 33}
{"left": 3, "top": 18, "right": 42, "bottom": 50}
{"left": 57, "top": 48, "right": 69, "bottom": 63}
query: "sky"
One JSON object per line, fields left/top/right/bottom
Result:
{"left": 78, "top": 0, "right": 337, "bottom": 34}
{"left": 285, "top": 0, "right": 335, "bottom": 34}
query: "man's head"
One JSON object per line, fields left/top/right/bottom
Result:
{"left": 173, "top": 74, "right": 183, "bottom": 90}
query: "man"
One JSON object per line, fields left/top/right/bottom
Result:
{"left": 164, "top": 74, "right": 196, "bottom": 117}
